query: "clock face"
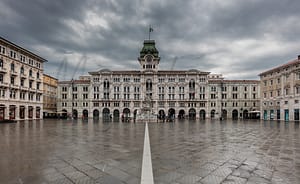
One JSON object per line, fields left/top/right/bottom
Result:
{"left": 146, "top": 55, "right": 153, "bottom": 62}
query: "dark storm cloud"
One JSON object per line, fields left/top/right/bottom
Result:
{"left": 1, "top": 0, "right": 300, "bottom": 80}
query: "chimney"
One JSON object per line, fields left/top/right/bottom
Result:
{"left": 298, "top": 55, "right": 300, "bottom": 60}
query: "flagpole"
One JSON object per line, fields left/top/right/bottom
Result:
{"left": 149, "top": 25, "right": 151, "bottom": 40}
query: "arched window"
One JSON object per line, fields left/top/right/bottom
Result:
{"left": 189, "top": 79, "right": 195, "bottom": 89}
{"left": 103, "top": 79, "right": 109, "bottom": 89}
{"left": 146, "top": 79, "right": 152, "bottom": 91}
{"left": 20, "top": 66, "right": 24, "bottom": 74}
{"left": 37, "top": 72, "right": 40, "bottom": 79}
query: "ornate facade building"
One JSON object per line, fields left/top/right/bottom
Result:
{"left": 259, "top": 56, "right": 300, "bottom": 121}
{"left": 57, "top": 39, "right": 260, "bottom": 120}
{"left": 43, "top": 74, "right": 58, "bottom": 118}
{"left": 0, "top": 37, "right": 46, "bottom": 120}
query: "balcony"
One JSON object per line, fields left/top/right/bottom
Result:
{"left": 29, "top": 87, "right": 36, "bottom": 92}
{"left": 0, "top": 82, "right": 9, "bottom": 88}
{"left": 10, "top": 70, "right": 18, "bottom": 76}
{"left": 8, "top": 83, "right": 19, "bottom": 89}
{"left": 0, "top": 67, "right": 7, "bottom": 73}
{"left": 20, "top": 86, "right": 28, "bottom": 91}
{"left": 20, "top": 73, "right": 27, "bottom": 78}
{"left": 36, "top": 89, "right": 43, "bottom": 93}
{"left": 189, "top": 88, "right": 196, "bottom": 93}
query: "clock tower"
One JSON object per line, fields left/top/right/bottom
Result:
{"left": 138, "top": 40, "right": 160, "bottom": 72}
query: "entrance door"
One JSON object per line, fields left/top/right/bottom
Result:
{"left": 200, "top": 110, "right": 206, "bottom": 120}
{"left": 82, "top": 109, "right": 88, "bottom": 118}
{"left": 284, "top": 109, "right": 289, "bottom": 121}
{"left": 9, "top": 106, "right": 16, "bottom": 120}
{"left": 188, "top": 108, "right": 196, "bottom": 120}
{"left": 0, "top": 106, "right": 5, "bottom": 120}
{"left": 232, "top": 110, "right": 238, "bottom": 120}
{"left": 294, "top": 109, "right": 299, "bottom": 121}
{"left": 276, "top": 109, "right": 280, "bottom": 120}
{"left": 270, "top": 110, "right": 274, "bottom": 120}
{"left": 264, "top": 110, "right": 267, "bottom": 120}
{"left": 28, "top": 106, "right": 33, "bottom": 119}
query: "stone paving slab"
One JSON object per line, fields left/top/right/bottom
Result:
{"left": 0, "top": 119, "right": 300, "bottom": 184}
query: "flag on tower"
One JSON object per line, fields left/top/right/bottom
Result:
{"left": 148, "top": 25, "right": 154, "bottom": 40}
{"left": 149, "top": 26, "right": 154, "bottom": 32}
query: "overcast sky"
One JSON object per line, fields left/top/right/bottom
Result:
{"left": 1, "top": 0, "right": 300, "bottom": 80}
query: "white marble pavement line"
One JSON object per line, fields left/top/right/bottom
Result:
{"left": 141, "top": 122, "right": 154, "bottom": 184}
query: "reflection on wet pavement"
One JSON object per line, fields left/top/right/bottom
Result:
{"left": 0, "top": 119, "right": 299, "bottom": 184}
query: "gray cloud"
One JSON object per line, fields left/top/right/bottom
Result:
{"left": 1, "top": 0, "right": 300, "bottom": 80}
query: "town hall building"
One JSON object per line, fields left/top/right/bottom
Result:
{"left": 57, "top": 39, "right": 260, "bottom": 120}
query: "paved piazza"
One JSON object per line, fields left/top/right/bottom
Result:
{"left": 0, "top": 119, "right": 300, "bottom": 184}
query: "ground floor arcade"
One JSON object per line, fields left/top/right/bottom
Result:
{"left": 60, "top": 107, "right": 256, "bottom": 121}
{"left": 0, "top": 103, "right": 42, "bottom": 121}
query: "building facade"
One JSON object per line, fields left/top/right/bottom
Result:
{"left": 57, "top": 39, "right": 260, "bottom": 120}
{"left": 259, "top": 56, "right": 300, "bottom": 121}
{"left": 43, "top": 74, "right": 58, "bottom": 118}
{"left": 0, "top": 37, "right": 47, "bottom": 120}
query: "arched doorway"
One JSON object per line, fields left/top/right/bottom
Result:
{"left": 243, "top": 110, "right": 248, "bottom": 119}
{"left": 168, "top": 108, "right": 175, "bottom": 121}
{"left": 113, "top": 109, "right": 120, "bottom": 122}
{"left": 178, "top": 109, "right": 185, "bottom": 119}
{"left": 61, "top": 109, "right": 67, "bottom": 119}
{"left": 73, "top": 109, "right": 78, "bottom": 119}
{"left": 210, "top": 110, "right": 215, "bottom": 119}
{"left": 28, "top": 106, "right": 33, "bottom": 119}
{"left": 123, "top": 108, "right": 130, "bottom": 122}
{"left": 232, "top": 109, "right": 238, "bottom": 120}
{"left": 200, "top": 110, "right": 206, "bottom": 120}
{"left": 93, "top": 109, "right": 99, "bottom": 119}
{"left": 83, "top": 109, "right": 88, "bottom": 118}
{"left": 113, "top": 109, "right": 119, "bottom": 118}
{"left": 189, "top": 108, "right": 196, "bottom": 120}
{"left": 222, "top": 109, "right": 227, "bottom": 119}
{"left": 158, "top": 110, "right": 165, "bottom": 120}
{"left": 103, "top": 108, "right": 110, "bottom": 120}
{"left": 0, "top": 104, "right": 5, "bottom": 120}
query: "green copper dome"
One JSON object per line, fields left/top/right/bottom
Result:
{"left": 140, "top": 40, "right": 159, "bottom": 57}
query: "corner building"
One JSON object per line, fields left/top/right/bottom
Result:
{"left": 57, "top": 40, "right": 260, "bottom": 120}
{"left": 259, "top": 55, "right": 300, "bottom": 121}
{"left": 0, "top": 37, "right": 46, "bottom": 120}
{"left": 43, "top": 74, "right": 58, "bottom": 118}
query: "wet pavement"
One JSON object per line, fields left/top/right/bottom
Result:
{"left": 0, "top": 119, "right": 299, "bottom": 184}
